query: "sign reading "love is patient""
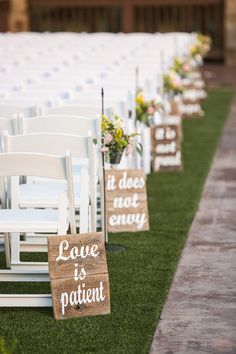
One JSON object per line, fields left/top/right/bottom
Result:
{"left": 48, "top": 232, "right": 110, "bottom": 320}
{"left": 105, "top": 169, "right": 149, "bottom": 233}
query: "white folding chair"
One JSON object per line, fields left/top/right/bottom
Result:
{"left": 0, "top": 118, "right": 18, "bottom": 212}
{"left": 18, "top": 114, "right": 105, "bottom": 236}
{"left": 0, "top": 104, "right": 37, "bottom": 118}
{"left": 18, "top": 114, "right": 99, "bottom": 137}
{"left": 39, "top": 105, "right": 112, "bottom": 118}
{"left": 0, "top": 151, "right": 76, "bottom": 276}
{"left": 3, "top": 132, "right": 96, "bottom": 234}
{"left": 0, "top": 117, "right": 18, "bottom": 150}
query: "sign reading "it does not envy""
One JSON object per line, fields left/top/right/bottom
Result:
{"left": 105, "top": 169, "right": 150, "bottom": 233}
{"left": 48, "top": 232, "right": 110, "bottom": 320}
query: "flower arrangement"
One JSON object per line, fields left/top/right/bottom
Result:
{"left": 136, "top": 90, "right": 163, "bottom": 127}
{"left": 190, "top": 33, "right": 212, "bottom": 63}
{"left": 101, "top": 114, "right": 142, "bottom": 164}
{"left": 171, "top": 57, "right": 193, "bottom": 79}
{"left": 163, "top": 70, "right": 184, "bottom": 96}
{"left": 196, "top": 33, "right": 212, "bottom": 55}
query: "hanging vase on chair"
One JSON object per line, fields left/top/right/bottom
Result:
{"left": 105, "top": 149, "right": 124, "bottom": 165}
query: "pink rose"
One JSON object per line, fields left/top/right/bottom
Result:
{"left": 147, "top": 106, "right": 155, "bottom": 115}
{"left": 104, "top": 133, "right": 113, "bottom": 144}
{"left": 101, "top": 146, "right": 109, "bottom": 152}
{"left": 183, "top": 63, "right": 190, "bottom": 72}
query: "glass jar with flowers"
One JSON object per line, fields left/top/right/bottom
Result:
{"left": 136, "top": 90, "right": 163, "bottom": 127}
{"left": 101, "top": 114, "right": 142, "bottom": 165}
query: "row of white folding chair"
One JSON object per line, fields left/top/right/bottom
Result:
{"left": 18, "top": 115, "right": 100, "bottom": 219}
{"left": 0, "top": 112, "right": 101, "bottom": 232}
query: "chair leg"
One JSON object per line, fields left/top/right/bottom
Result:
{"left": 11, "top": 232, "right": 20, "bottom": 264}
{"left": 4, "top": 233, "right": 11, "bottom": 268}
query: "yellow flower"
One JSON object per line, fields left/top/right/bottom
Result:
{"left": 114, "top": 128, "right": 123, "bottom": 141}
{"left": 102, "top": 114, "right": 109, "bottom": 130}
{"left": 136, "top": 92, "right": 144, "bottom": 104}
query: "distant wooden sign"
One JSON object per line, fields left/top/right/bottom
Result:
{"left": 180, "top": 99, "right": 204, "bottom": 119}
{"left": 105, "top": 169, "right": 149, "bottom": 233}
{"left": 151, "top": 123, "right": 183, "bottom": 172}
{"left": 48, "top": 232, "right": 110, "bottom": 320}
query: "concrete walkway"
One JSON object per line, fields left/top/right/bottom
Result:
{"left": 150, "top": 96, "right": 236, "bottom": 354}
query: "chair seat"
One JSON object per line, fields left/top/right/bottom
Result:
{"left": 19, "top": 183, "right": 81, "bottom": 208}
{"left": 0, "top": 209, "right": 66, "bottom": 233}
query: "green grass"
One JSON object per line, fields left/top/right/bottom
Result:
{"left": 0, "top": 89, "right": 234, "bottom": 354}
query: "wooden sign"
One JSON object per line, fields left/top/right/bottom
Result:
{"left": 105, "top": 169, "right": 149, "bottom": 233}
{"left": 180, "top": 99, "right": 204, "bottom": 119}
{"left": 48, "top": 232, "right": 110, "bottom": 320}
{"left": 183, "top": 88, "right": 207, "bottom": 102}
{"left": 151, "top": 122, "right": 183, "bottom": 172}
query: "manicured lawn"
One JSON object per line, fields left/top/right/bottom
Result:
{"left": 0, "top": 89, "right": 234, "bottom": 354}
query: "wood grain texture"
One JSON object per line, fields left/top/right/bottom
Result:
{"left": 51, "top": 273, "right": 110, "bottom": 320}
{"left": 48, "top": 233, "right": 107, "bottom": 279}
{"left": 105, "top": 169, "right": 150, "bottom": 233}
{"left": 151, "top": 124, "right": 183, "bottom": 172}
{"left": 48, "top": 232, "right": 110, "bottom": 320}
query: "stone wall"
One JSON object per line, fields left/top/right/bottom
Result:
{"left": 225, "top": 0, "right": 236, "bottom": 66}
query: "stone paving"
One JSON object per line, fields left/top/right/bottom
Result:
{"left": 150, "top": 96, "right": 236, "bottom": 354}
{"left": 202, "top": 65, "right": 236, "bottom": 88}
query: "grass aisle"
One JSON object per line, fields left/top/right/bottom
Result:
{"left": 0, "top": 89, "right": 234, "bottom": 354}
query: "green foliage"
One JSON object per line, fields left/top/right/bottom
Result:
{"left": 0, "top": 90, "right": 233, "bottom": 354}
{"left": 0, "top": 338, "right": 18, "bottom": 354}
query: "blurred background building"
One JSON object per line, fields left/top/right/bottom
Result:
{"left": 1, "top": 0, "right": 236, "bottom": 65}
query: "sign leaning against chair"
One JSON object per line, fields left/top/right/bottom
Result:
{"left": 48, "top": 232, "right": 110, "bottom": 320}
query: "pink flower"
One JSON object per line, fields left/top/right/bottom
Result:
{"left": 172, "top": 79, "right": 178, "bottom": 87}
{"left": 101, "top": 146, "right": 109, "bottom": 152}
{"left": 183, "top": 63, "right": 191, "bottom": 72}
{"left": 147, "top": 106, "right": 155, "bottom": 115}
{"left": 126, "top": 143, "right": 133, "bottom": 156}
{"left": 126, "top": 138, "right": 134, "bottom": 156}
{"left": 104, "top": 133, "right": 113, "bottom": 144}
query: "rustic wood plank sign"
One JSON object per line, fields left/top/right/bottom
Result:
{"left": 151, "top": 121, "right": 183, "bottom": 172}
{"left": 48, "top": 232, "right": 110, "bottom": 320}
{"left": 105, "top": 169, "right": 149, "bottom": 233}
{"left": 180, "top": 99, "right": 204, "bottom": 119}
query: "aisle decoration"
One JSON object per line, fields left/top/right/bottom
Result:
{"left": 151, "top": 116, "right": 183, "bottom": 172}
{"left": 163, "top": 70, "right": 184, "bottom": 97}
{"left": 105, "top": 170, "right": 149, "bottom": 232}
{"left": 171, "top": 57, "right": 193, "bottom": 79}
{"left": 101, "top": 114, "right": 142, "bottom": 165}
{"left": 136, "top": 90, "right": 163, "bottom": 126}
{"left": 48, "top": 232, "right": 110, "bottom": 320}
{"left": 190, "top": 33, "right": 212, "bottom": 65}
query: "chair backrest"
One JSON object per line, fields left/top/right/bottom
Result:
{"left": 18, "top": 114, "right": 100, "bottom": 139}
{"left": 41, "top": 105, "right": 102, "bottom": 119}
{"left": 0, "top": 117, "right": 18, "bottom": 152}
{"left": 0, "top": 104, "right": 37, "bottom": 118}
{"left": 4, "top": 132, "right": 92, "bottom": 160}
{"left": 0, "top": 151, "right": 76, "bottom": 233}
{"left": 0, "top": 117, "right": 18, "bottom": 135}
{"left": 3, "top": 132, "right": 96, "bottom": 232}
